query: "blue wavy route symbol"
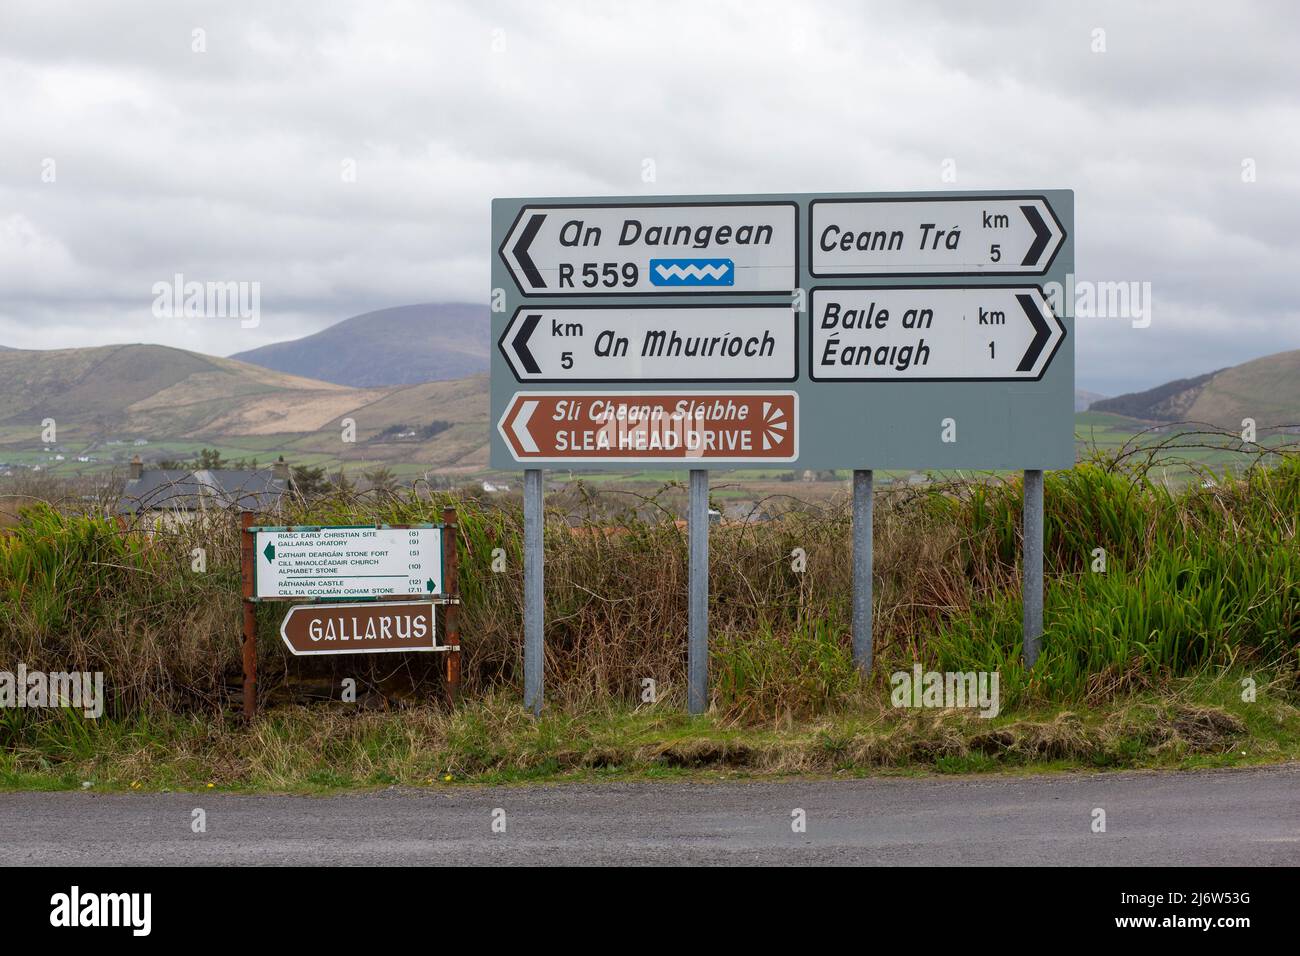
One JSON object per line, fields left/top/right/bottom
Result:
{"left": 649, "top": 258, "right": 734, "bottom": 286}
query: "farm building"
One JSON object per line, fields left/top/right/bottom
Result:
{"left": 116, "top": 456, "right": 292, "bottom": 525}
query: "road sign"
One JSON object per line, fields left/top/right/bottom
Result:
{"left": 279, "top": 600, "right": 444, "bottom": 655}
{"left": 498, "top": 201, "right": 797, "bottom": 296}
{"left": 810, "top": 196, "right": 1065, "bottom": 276}
{"left": 254, "top": 526, "right": 443, "bottom": 600}
{"left": 492, "top": 190, "right": 1074, "bottom": 470}
{"left": 499, "top": 304, "right": 796, "bottom": 383}
{"left": 809, "top": 286, "right": 1065, "bottom": 381}
{"left": 498, "top": 391, "right": 798, "bottom": 462}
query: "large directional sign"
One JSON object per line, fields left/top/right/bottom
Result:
{"left": 491, "top": 190, "right": 1074, "bottom": 470}
{"left": 254, "top": 526, "right": 443, "bottom": 600}
{"left": 499, "top": 202, "right": 797, "bottom": 295}
{"left": 810, "top": 197, "right": 1065, "bottom": 276}
{"left": 809, "top": 287, "right": 1065, "bottom": 381}
{"left": 500, "top": 305, "right": 796, "bottom": 382}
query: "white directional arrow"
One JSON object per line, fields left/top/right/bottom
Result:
{"left": 510, "top": 399, "right": 540, "bottom": 453}
{"left": 810, "top": 286, "right": 1065, "bottom": 381}
{"left": 499, "top": 305, "right": 796, "bottom": 382}
{"left": 497, "top": 201, "right": 797, "bottom": 295}
{"left": 810, "top": 196, "right": 1066, "bottom": 276}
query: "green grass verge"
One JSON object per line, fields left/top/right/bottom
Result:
{"left": 2, "top": 671, "right": 1295, "bottom": 794}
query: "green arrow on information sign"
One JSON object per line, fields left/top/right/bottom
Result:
{"left": 263, "top": 542, "right": 275, "bottom": 563}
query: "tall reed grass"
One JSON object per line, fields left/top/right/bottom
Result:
{"left": 1, "top": 453, "right": 1296, "bottom": 722}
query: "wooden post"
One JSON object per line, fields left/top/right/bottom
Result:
{"left": 442, "top": 505, "right": 461, "bottom": 705}
{"left": 240, "top": 511, "right": 257, "bottom": 719}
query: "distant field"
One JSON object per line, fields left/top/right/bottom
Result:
{"left": 4, "top": 345, "right": 1297, "bottom": 495}
{"left": 1074, "top": 411, "right": 1295, "bottom": 477}
{"left": 3, "top": 409, "right": 1292, "bottom": 493}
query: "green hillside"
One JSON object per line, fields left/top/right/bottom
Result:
{"left": 0, "top": 345, "right": 488, "bottom": 478}
{"left": 1186, "top": 350, "right": 1300, "bottom": 427}
{"left": 1091, "top": 349, "right": 1300, "bottom": 429}
{"left": 3, "top": 341, "right": 1296, "bottom": 485}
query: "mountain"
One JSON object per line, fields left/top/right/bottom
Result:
{"left": 0, "top": 344, "right": 488, "bottom": 472}
{"left": 1090, "top": 350, "right": 1300, "bottom": 426}
{"left": 229, "top": 303, "right": 488, "bottom": 387}
{"left": 1074, "top": 389, "right": 1106, "bottom": 412}
{"left": 0, "top": 344, "right": 367, "bottom": 435}
{"left": 290, "top": 375, "right": 490, "bottom": 470}
{"left": 8, "top": 336, "right": 1294, "bottom": 480}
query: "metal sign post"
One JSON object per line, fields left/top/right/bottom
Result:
{"left": 442, "top": 505, "right": 462, "bottom": 704}
{"left": 688, "top": 469, "right": 709, "bottom": 715}
{"left": 523, "top": 468, "right": 544, "bottom": 715}
{"left": 240, "top": 511, "right": 257, "bottom": 719}
{"left": 852, "top": 470, "right": 873, "bottom": 672}
{"left": 1023, "top": 470, "right": 1045, "bottom": 667}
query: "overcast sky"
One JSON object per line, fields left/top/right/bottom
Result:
{"left": 1, "top": 0, "right": 1296, "bottom": 394}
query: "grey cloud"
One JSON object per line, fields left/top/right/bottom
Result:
{"left": 0, "top": 0, "right": 1296, "bottom": 394}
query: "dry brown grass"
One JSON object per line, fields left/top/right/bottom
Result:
{"left": 2, "top": 453, "right": 1296, "bottom": 724}
{"left": 2, "top": 689, "right": 1267, "bottom": 791}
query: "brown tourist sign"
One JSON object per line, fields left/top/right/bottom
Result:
{"left": 496, "top": 391, "right": 798, "bottom": 463}
{"left": 278, "top": 600, "right": 445, "bottom": 656}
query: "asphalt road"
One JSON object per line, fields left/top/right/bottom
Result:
{"left": 2, "top": 765, "right": 1297, "bottom": 865}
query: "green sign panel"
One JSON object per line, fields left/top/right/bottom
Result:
{"left": 490, "top": 190, "right": 1073, "bottom": 470}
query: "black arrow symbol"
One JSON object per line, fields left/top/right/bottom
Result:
{"left": 1019, "top": 204, "right": 1051, "bottom": 267}
{"left": 1016, "top": 293, "right": 1051, "bottom": 372}
{"left": 512, "top": 313, "right": 542, "bottom": 374}
{"left": 513, "top": 213, "right": 546, "bottom": 289}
